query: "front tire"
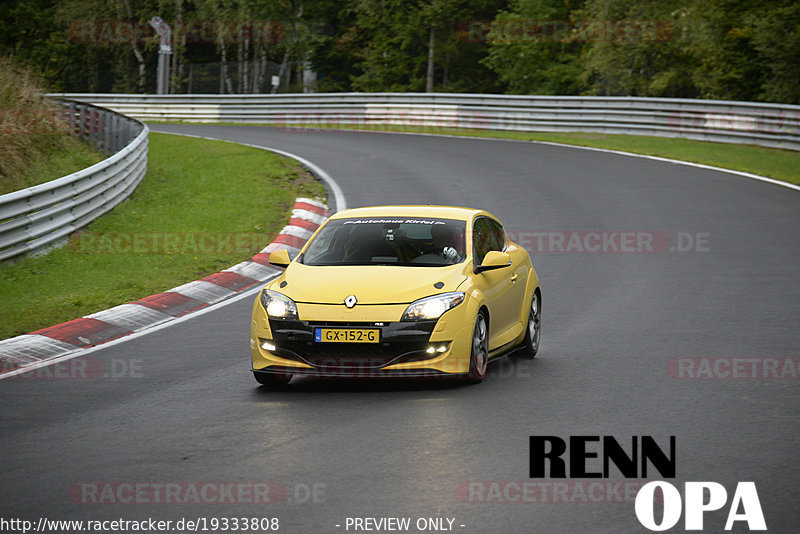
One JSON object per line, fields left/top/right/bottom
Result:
{"left": 467, "top": 312, "right": 489, "bottom": 382}
{"left": 253, "top": 371, "right": 292, "bottom": 387}
{"left": 520, "top": 291, "right": 541, "bottom": 358}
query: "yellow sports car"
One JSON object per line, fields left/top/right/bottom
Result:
{"left": 250, "top": 206, "right": 541, "bottom": 385}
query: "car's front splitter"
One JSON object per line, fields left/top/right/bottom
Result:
{"left": 252, "top": 366, "right": 468, "bottom": 379}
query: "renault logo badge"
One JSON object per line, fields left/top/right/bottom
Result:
{"left": 344, "top": 295, "right": 357, "bottom": 308}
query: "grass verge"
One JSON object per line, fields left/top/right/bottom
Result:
{"left": 0, "top": 135, "right": 105, "bottom": 195}
{"left": 0, "top": 132, "right": 325, "bottom": 340}
{"left": 192, "top": 122, "right": 800, "bottom": 187}
{"left": 0, "top": 55, "right": 105, "bottom": 195}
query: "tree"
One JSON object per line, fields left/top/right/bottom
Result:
{"left": 483, "top": 0, "right": 587, "bottom": 95}
{"left": 748, "top": 1, "right": 800, "bottom": 104}
{"left": 347, "top": 0, "right": 507, "bottom": 92}
{"left": 579, "top": 0, "right": 697, "bottom": 97}
{"left": 685, "top": 0, "right": 763, "bottom": 101}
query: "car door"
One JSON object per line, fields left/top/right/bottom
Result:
{"left": 490, "top": 218, "right": 528, "bottom": 330}
{"left": 471, "top": 216, "right": 519, "bottom": 350}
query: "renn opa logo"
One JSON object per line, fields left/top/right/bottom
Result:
{"left": 529, "top": 436, "right": 766, "bottom": 531}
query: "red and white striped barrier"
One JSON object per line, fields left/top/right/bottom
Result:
{"left": 0, "top": 198, "right": 328, "bottom": 376}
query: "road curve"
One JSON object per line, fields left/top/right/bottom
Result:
{"left": 1, "top": 124, "right": 798, "bottom": 533}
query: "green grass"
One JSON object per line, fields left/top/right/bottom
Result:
{"left": 0, "top": 132, "right": 325, "bottom": 340}
{"left": 179, "top": 121, "right": 799, "bottom": 187}
{"left": 0, "top": 135, "right": 105, "bottom": 195}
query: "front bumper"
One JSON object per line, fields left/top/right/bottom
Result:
{"left": 250, "top": 298, "right": 473, "bottom": 377}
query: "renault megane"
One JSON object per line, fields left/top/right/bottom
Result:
{"left": 250, "top": 205, "right": 541, "bottom": 386}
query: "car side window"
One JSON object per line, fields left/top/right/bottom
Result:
{"left": 473, "top": 217, "right": 503, "bottom": 266}
{"left": 488, "top": 218, "right": 506, "bottom": 251}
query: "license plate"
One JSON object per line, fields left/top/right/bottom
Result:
{"left": 314, "top": 328, "right": 380, "bottom": 343}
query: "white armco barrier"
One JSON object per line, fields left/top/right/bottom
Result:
{"left": 52, "top": 92, "right": 800, "bottom": 151}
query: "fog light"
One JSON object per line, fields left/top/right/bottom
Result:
{"left": 261, "top": 341, "right": 276, "bottom": 351}
{"left": 426, "top": 343, "right": 449, "bottom": 354}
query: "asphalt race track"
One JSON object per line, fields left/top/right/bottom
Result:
{"left": 2, "top": 124, "right": 798, "bottom": 533}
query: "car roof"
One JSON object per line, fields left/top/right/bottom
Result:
{"left": 328, "top": 205, "right": 496, "bottom": 222}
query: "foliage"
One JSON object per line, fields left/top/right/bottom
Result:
{"left": 578, "top": 0, "right": 697, "bottom": 97}
{"left": 686, "top": 0, "right": 800, "bottom": 103}
{"left": 0, "top": 55, "right": 102, "bottom": 193}
{"left": 482, "top": 0, "right": 586, "bottom": 95}
{"left": 0, "top": 0, "right": 798, "bottom": 102}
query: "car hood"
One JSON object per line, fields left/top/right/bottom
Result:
{"left": 271, "top": 262, "right": 469, "bottom": 305}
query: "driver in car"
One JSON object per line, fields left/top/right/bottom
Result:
{"left": 426, "top": 224, "right": 462, "bottom": 264}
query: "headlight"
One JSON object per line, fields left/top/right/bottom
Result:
{"left": 260, "top": 290, "right": 299, "bottom": 320}
{"left": 402, "top": 292, "right": 464, "bottom": 321}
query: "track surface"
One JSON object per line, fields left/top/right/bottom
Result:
{"left": 2, "top": 125, "right": 798, "bottom": 533}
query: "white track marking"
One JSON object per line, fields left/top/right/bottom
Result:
{"left": 223, "top": 261, "right": 281, "bottom": 280}
{"left": 275, "top": 125, "right": 800, "bottom": 192}
{"left": 291, "top": 208, "right": 327, "bottom": 225}
{"left": 86, "top": 304, "right": 173, "bottom": 332}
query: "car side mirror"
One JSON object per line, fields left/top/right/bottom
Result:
{"left": 475, "top": 250, "right": 511, "bottom": 273}
{"left": 269, "top": 248, "right": 291, "bottom": 268}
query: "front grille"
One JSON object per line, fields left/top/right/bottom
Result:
{"left": 268, "top": 319, "right": 438, "bottom": 369}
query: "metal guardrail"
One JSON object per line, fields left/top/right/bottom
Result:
{"left": 51, "top": 93, "right": 800, "bottom": 151}
{"left": 0, "top": 101, "right": 148, "bottom": 262}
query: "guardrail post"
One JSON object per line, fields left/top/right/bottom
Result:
{"left": 77, "top": 104, "right": 86, "bottom": 138}
{"left": 111, "top": 113, "right": 120, "bottom": 153}
{"left": 103, "top": 109, "right": 112, "bottom": 155}
{"left": 66, "top": 100, "right": 76, "bottom": 134}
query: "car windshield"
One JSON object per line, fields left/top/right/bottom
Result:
{"left": 300, "top": 217, "right": 467, "bottom": 266}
